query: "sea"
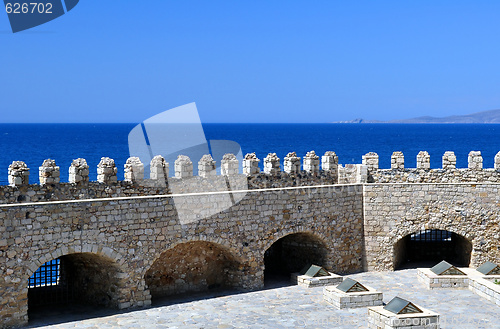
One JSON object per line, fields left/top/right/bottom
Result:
{"left": 1, "top": 123, "right": 500, "bottom": 186}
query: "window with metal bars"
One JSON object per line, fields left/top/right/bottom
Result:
{"left": 28, "top": 259, "right": 60, "bottom": 288}
{"left": 410, "top": 229, "right": 452, "bottom": 242}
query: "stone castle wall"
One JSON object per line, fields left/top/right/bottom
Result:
{"left": 2, "top": 149, "right": 500, "bottom": 327}
{"left": 364, "top": 150, "right": 500, "bottom": 183}
{"left": 0, "top": 184, "right": 364, "bottom": 327}
{"left": 363, "top": 183, "right": 500, "bottom": 271}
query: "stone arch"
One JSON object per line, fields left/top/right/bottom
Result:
{"left": 144, "top": 238, "right": 244, "bottom": 301}
{"left": 263, "top": 230, "right": 330, "bottom": 283}
{"left": 25, "top": 245, "right": 129, "bottom": 322}
{"left": 261, "top": 226, "right": 331, "bottom": 254}
{"left": 392, "top": 227, "right": 473, "bottom": 270}
{"left": 24, "top": 244, "right": 126, "bottom": 283}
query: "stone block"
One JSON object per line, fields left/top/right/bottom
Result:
{"left": 468, "top": 151, "right": 483, "bottom": 170}
{"left": 175, "top": 155, "right": 193, "bottom": 178}
{"left": 362, "top": 152, "right": 379, "bottom": 171}
{"left": 391, "top": 151, "right": 404, "bottom": 170}
{"left": 323, "top": 283, "right": 383, "bottom": 309}
{"left": 321, "top": 151, "right": 338, "bottom": 172}
{"left": 290, "top": 272, "right": 342, "bottom": 288}
{"left": 417, "top": 268, "right": 469, "bottom": 289}
{"left": 368, "top": 305, "right": 440, "bottom": 329}
{"left": 243, "top": 153, "right": 260, "bottom": 175}
{"left": 263, "top": 153, "right": 280, "bottom": 175}
{"left": 303, "top": 151, "right": 320, "bottom": 175}
{"left": 124, "top": 157, "right": 144, "bottom": 183}
{"left": 8, "top": 161, "right": 30, "bottom": 186}
{"left": 442, "top": 151, "right": 456, "bottom": 169}
{"left": 283, "top": 152, "right": 301, "bottom": 174}
{"left": 417, "top": 151, "right": 430, "bottom": 170}
{"left": 221, "top": 153, "right": 239, "bottom": 176}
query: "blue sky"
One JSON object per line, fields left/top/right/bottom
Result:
{"left": 1, "top": 1, "right": 500, "bottom": 123}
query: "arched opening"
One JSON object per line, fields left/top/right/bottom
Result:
{"left": 145, "top": 241, "right": 242, "bottom": 303}
{"left": 28, "top": 253, "right": 122, "bottom": 323}
{"left": 394, "top": 229, "right": 472, "bottom": 270}
{"left": 264, "top": 232, "right": 328, "bottom": 286}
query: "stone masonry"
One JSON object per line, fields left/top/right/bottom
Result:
{"left": 1, "top": 149, "right": 500, "bottom": 327}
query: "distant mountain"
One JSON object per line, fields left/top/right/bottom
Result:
{"left": 335, "top": 109, "right": 500, "bottom": 123}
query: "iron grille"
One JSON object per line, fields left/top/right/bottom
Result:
{"left": 28, "top": 259, "right": 60, "bottom": 288}
{"left": 411, "top": 229, "right": 452, "bottom": 242}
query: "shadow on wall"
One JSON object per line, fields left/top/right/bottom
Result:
{"left": 28, "top": 253, "right": 123, "bottom": 323}
{"left": 144, "top": 241, "right": 243, "bottom": 301}
{"left": 393, "top": 229, "right": 472, "bottom": 270}
{"left": 264, "top": 232, "right": 328, "bottom": 283}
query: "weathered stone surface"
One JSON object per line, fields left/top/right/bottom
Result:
{"left": 243, "top": 153, "right": 260, "bottom": 176}
{"left": 124, "top": 157, "right": 144, "bottom": 183}
{"left": 442, "top": 151, "right": 456, "bottom": 170}
{"left": 69, "top": 158, "right": 89, "bottom": 184}
{"left": 221, "top": 153, "right": 239, "bottom": 176}
{"left": 362, "top": 152, "right": 379, "bottom": 171}
{"left": 468, "top": 151, "right": 483, "bottom": 171}
{"left": 416, "top": 151, "right": 430, "bottom": 170}
{"left": 97, "top": 157, "right": 118, "bottom": 184}
{"left": 303, "top": 151, "right": 320, "bottom": 175}
{"left": 391, "top": 151, "right": 404, "bottom": 170}
{"left": 175, "top": 155, "right": 193, "bottom": 179}
{"left": 283, "top": 152, "right": 301, "bottom": 174}
{"left": 263, "top": 153, "right": 280, "bottom": 175}
{"left": 198, "top": 154, "right": 216, "bottom": 178}
{"left": 8, "top": 161, "right": 29, "bottom": 187}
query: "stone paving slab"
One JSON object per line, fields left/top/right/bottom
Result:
{"left": 26, "top": 269, "right": 500, "bottom": 329}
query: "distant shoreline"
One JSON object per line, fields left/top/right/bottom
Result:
{"left": 334, "top": 109, "right": 500, "bottom": 124}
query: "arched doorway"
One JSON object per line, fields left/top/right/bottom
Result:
{"left": 28, "top": 253, "right": 122, "bottom": 323}
{"left": 145, "top": 241, "right": 242, "bottom": 302}
{"left": 394, "top": 229, "right": 472, "bottom": 269}
{"left": 264, "top": 232, "right": 328, "bottom": 285}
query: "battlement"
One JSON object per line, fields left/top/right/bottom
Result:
{"left": 3, "top": 150, "right": 500, "bottom": 204}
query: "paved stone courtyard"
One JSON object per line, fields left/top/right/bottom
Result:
{"left": 26, "top": 269, "right": 500, "bottom": 329}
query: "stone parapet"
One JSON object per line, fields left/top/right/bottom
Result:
{"left": 8, "top": 161, "right": 29, "bottom": 187}
{"left": 283, "top": 152, "right": 301, "bottom": 174}
{"left": 97, "top": 157, "right": 118, "bottom": 184}
{"left": 69, "top": 158, "right": 89, "bottom": 184}
{"left": 124, "top": 157, "right": 144, "bottom": 183}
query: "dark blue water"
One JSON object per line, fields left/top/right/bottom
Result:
{"left": 1, "top": 123, "right": 500, "bottom": 185}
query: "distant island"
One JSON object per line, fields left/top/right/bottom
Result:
{"left": 336, "top": 109, "right": 500, "bottom": 123}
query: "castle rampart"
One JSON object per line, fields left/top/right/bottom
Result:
{"left": 1, "top": 150, "right": 500, "bottom": 327}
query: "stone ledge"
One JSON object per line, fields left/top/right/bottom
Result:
{"left": 417, "top": 268, "right": 469, "bottom": 289}
{"left": 323, "top": 283, "right": 383, "bottom": 309}
{"left": 290, "top": 272, "right": 343, "bottom": 288}
{"left": 368, "top": 305, "right": 440, "bottom": 329}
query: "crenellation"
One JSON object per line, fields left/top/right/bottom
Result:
{"left": 321, "top": 151, "right": 338, "bottom": 172}
{"left": 468, "top": 151, "right": 483, "bottom": 171}
{"left": 221, "top": 153, "right": 239, "bottom": 176}
{"left": 39, "top": 159, "right": 60, "bottom": 185}
{"left": 391, "top": 151, "right": 404, "bottom": 170}
{"left": 283, "top": 152, "right": 301, "bottom": 174}
{"left": 8, "top": 161, "right": 30, "bottom": 187}
{"left": 198, "top": 154, "right": 216, "bottom": 178}
{"left": 243, "top": 153, "right": 260, "bottom": 176}
{"left": 416, "top": 151, "right": 430, "bottom": 170}
{"left": 174, "top": 155, "right": 193, "bottom": 179}
{"left": 69, "top": 158, "right": 89, "bottom": 184}
{"left": 263, "top": 153, "right": 280, "bottom": 175}
{"left": 150, "top": 155, "right": 169, "bottom": 184}
{"left": 442, "top": 151, "right": 456, "bottom": 170}
{"left": 124, "top": 157, "right": 144, "bottom": 183}
{"left": 97, "top": 157, "right": 118, "bottom": 184}
{"left": 362, "top": 152, "right": 379, "bottom": 171}
{"left": 495, "top": 152, "right": 500, "bottom": 170}
{"left": 303, "top": 151, "right": 320, "bottom": 175}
